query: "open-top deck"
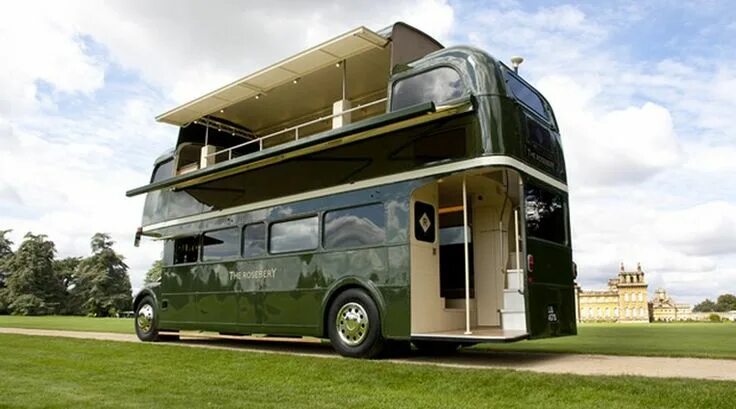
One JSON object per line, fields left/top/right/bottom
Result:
{"left": 127, "top": 22, "right": 566, "bottom": 238}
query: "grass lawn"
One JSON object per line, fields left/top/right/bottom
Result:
{"left": 476, "top": 323, "right": 736, "bottom": 360}
{"left": 1, "top": 316, "right": 735, "bottom": 360}
{"left": 0, "top": 334, "right": 734, "bottom": 409}
{"left": 0, "top": 315, "right": 132, "bottom": 334}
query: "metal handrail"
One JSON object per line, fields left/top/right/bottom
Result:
{"left": 206, "top": 97, "right": 388, "bottom": 161}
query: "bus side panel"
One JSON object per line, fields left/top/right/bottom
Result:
{"left": 196, "top": 261, "right": 238, "bottom": 327}
{"left": 381, "top": 245, "right": 411, "bottom": 338}
{"left": 248, "top": 253, "right": 324, "bottom": 336}
{"left": 526, "top": 239, "right": 577, "bottom": 338}
{"left": 257, "top": 247, "right": 394, "bottom": 337}
{"left": 159, "top": 264, "right": 197, "bottom": 327}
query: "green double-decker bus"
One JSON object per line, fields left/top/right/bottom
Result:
{"left": 127, "top": 22, "right": 576, "bottom": 358}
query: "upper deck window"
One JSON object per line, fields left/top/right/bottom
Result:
{"left": 525, "top": 183, "right": 567, "bottom": 245}
{"left": 504, "top": 71, "right": 549, "bottom": 121}
{"left": 391, "top": 67, "right": 465, "bottom": 111}
{"left": 151, "top": 159, "right": 174, "bottom": 183}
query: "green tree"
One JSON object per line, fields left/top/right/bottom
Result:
{"left": 73, "top": 233, "right": 132, "bottom": 317}
{"left": 0, "top": 229, "right": 12, "bottom": 260}
{"left": 0, "top": 229, "right": 13, "bottom": 314}
{"left": 693, "top": 299, "right": 716, "bottom": 312}
{"left": 715, "top": 294, "right": 736, "bottom": 312}
{"left": 4, "top": 233, "right": 65, "bottom": 315}
{"left": 144, "top": 260, "right": 163, "bottom": 285}
{"left": 54, "top": 257, "right": 82, "bottom": 315}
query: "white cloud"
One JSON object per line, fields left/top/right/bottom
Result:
{"left": 539, "top": 75, "right": 681, "bottom": 186}
{"left": 654, "top": 202, "right": 736, "bottom": 256}
{"left": 0, "top": 2, "right": 105, "bottom": 115}
{"left": 53, "top": 0, "right": 454, "bottom": 104}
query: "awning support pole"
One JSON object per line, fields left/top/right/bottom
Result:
{"left": 514, "top": 209, "right": 521, "bottom": 290}
{"left": 463, "top": 176, "right": 472, "bottom": 335}
{"left": 341, "top": 60, "right": 347, "bottom": 101}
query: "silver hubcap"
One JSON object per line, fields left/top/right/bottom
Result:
{"left": 336, "top": 302, "right": 369, "bottom": 346}
{"left": 137, "top": 304, "right": 154, "bottom": 333}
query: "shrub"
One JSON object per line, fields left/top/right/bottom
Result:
{"left": 9, "top": 294, "right": 52, "bottom": 316}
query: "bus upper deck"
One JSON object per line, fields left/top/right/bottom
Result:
{"left": 126, "top": 23, "right": 566, "bottom": 236}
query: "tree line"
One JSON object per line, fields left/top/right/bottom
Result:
{"left": 0, "top": 230, "right": 132, "bottom": 316}
{"left": 693, "top": 294, "right": 736, "bottom": 313}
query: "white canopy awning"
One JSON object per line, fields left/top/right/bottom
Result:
{"left": 156, "top": 26, "right": 389, "bottom": 126}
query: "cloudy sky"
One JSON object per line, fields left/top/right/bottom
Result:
{"left": 1, "top": 0, "right": 734, "bottom": 304}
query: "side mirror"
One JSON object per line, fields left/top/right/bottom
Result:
{"left": 134, "top": 227, "right": 142, "bottom": 248}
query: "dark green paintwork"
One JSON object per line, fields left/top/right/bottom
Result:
{"left": 132, "top": 44, "right": 575, "bottom": 342}
{"left": 135, "top": 181, "right": 420, "bottom": 339}
{"left": 126, "top": 102, "right": 437, "bottom": 198}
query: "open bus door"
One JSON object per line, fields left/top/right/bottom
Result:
{"left": 523, "top": 181, "right": 577, "bottom": 338}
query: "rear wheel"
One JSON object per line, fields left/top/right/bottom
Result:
{"left": 135, "top": 296, "right": 160, "bottom": 342}
{"left": 328, "top": 289, "right": 385, "bottom": 359}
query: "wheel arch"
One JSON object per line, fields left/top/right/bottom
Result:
{"left": 319, "top": 277, "right": 387, "bottom": 338}
{"left": 132, "top": 287, "right": 159, "bottom": 313}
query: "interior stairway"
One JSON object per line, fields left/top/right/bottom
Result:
{"left": 501, "top": 251, "right": 528, "bottom": 332}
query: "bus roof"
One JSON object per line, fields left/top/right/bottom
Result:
{"left": 156, "top": 26, "right": 389, "bottom": 127}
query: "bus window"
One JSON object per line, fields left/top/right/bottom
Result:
{"left": 525, "top": 184, "right": 566, "bottom": 244}
{"left": 269, "top": 216, "right": 319, "bottom": 254}
{"left": 202, "top": 227, "right": 240, "bottom": 261}
{"left": 151, "top": 159, "right": 174, "bottom": 183}
{"left": 173, "top": 236, "right": 199, "bottom": 264}
{"left": 504, "top": 71, "right": 549, "bottom": 121}
{"left": 391, "top": 67, "right": 465, "bottom": 111}
{"left": 243, "top": 223, "right": 266, "bottom": 257}
{"left": 323, "top": 204, "right": 385, "bottom": 249}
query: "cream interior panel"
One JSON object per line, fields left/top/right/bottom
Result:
{"left": 410, "top": 182, "right": 468, "bottom": 333}
{"left": 469, "top": 175, "right": 509, "bottom": 326}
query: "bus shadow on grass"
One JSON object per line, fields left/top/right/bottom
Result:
{"left": 171, "top": 334, "right": 568, "bottom": 367}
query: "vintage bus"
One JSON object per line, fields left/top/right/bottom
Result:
{"left": 127, "top": 22, "right": 576, "bottom": 358}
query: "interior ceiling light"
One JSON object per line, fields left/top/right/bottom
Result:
{"left": 292, "top": 78, "right": 300, "bottom": 84}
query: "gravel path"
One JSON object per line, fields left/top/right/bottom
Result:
{"left": 2, "top": 327, "right": 734, "bottom": 382}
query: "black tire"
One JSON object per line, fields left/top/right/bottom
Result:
{"left": 328, "top": 288, "right": 385, "bottom": 359}
{"left": 412, "top": 340, "right": 461, "bottom": 355}
{"left": 134, "top": 296, "right": 160, "bottom": 342}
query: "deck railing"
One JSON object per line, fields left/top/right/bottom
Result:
{"left": 204, "top": 97, "right": 388, "bottom": 162}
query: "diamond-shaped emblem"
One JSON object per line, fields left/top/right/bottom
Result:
{"left": 419, "top": 213, "right": 432, "bottom": 233}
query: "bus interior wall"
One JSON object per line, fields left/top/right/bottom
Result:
{"left": 410, "top": 170, "right": 520, "bottom": 334}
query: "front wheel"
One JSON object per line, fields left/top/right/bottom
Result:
{"left": 328, "top": 289, "right": 385, "bottom": 359}
{"left": 135, "top": 296, "right": 160, "bottom": 342}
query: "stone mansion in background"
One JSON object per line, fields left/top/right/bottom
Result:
{"left": 575, "top": 263, "right": 708, "bottom": 322}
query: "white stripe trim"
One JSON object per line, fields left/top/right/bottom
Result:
{"left": 142, "top": 156, "right": 567, "bottom": 233}
{"left": 410, "top": 332, "right": 528, "bottom": 340}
